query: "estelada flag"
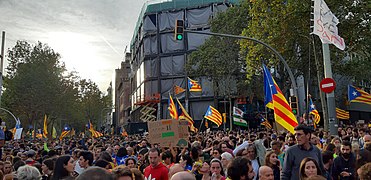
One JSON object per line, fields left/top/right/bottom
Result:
{"left": 263, "top": 64, "right": 298, "bottom": 134}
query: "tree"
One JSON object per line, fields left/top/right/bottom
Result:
{"left": 2, "top": 41, "right": 111, "bottom": 133}
{"left": 186, "top": 1, "right": 252, "bottom": 98}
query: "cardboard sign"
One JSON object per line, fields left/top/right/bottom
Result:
{"left": 148, "top": 119, "right": 189, "bottom": 146}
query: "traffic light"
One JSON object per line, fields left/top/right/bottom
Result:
{"left": 175, "top": 19, "right": 184, "bottom": 40}
{"left": 289, "top": 96, "right": 299, "bottom": 115}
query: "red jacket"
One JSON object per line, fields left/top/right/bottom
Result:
{"left": 144, "top": 163, "right": 169, "bottom": 180}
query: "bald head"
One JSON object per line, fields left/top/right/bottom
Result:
{"left": 169, "top": 164, "right": 184, "bottom": 179}
{"left": 364, "top": 135, "right": 371, "bottom": 143}
{"left": 171, "top": 171, "right": 196, "bottom": 180}
{"left": 259, "top": 166, "right": 274, "bottom": 180}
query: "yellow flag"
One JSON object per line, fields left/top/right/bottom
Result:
{"left": 43, "top": 115, "right": 48, "bottom": 138}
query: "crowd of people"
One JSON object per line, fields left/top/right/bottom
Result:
{"left": 0, "top": 123, "right": 370, "bottom": 180}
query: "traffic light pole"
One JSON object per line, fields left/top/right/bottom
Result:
{"left": 185, "top": 30, "right": 301, "bottom": 123}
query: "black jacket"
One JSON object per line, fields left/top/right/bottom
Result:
{"left": 331, "top": 153, "right": 356, "bottom": 180}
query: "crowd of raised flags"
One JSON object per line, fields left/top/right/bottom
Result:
{"left": 165, "top": 63, "right": 371, "bottom": 133}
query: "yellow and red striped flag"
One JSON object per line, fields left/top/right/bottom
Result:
{"left": 309, "top": 98, "right": 320, "bottom": 124}
{"left": 188, "top": 77, "right": 202, "bottom": 92}
{"left": 204, "top": 105, "right": 222, "bottom": 127}
{"left": 168, "top": 93, "right": 179, "bottom": 120}
{"left": 348, "top": 85, "right": 371, "bottom": 105}
{"left": 175, "top": 98, "right": 197, "bottom": 132}
{"left": 43, "top": 115, "right": 48, "bottom": 138}
{"left": 263, "top": 64, "right": 298, "bottom": 134}
{"left": 336, "top": 108, "right": 349, "bottom": 120}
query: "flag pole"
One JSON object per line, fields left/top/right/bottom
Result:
{"left": 198, "top": 117, "right": 205, "bottom": 132}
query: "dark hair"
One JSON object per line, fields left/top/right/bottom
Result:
{"left": 99, "top": 151, "right": 113, "bottom": 163}
{"left": 52, "top": 155, "right": 71, "bottom": 180}
{"left": 149, "top": 148, "right": 160, "bottom": 156}
{"left": 48, "top": 150, "right": 57, "bottom": 157}
{"left": 341, "top": 141, "right": 352, "bottom": 149}
{"left": 299, "top": 157, "right": 322, "bottom": 179}
{"left": 161, "top": 151, "right": 172, "bottom": 161}
{"left": 181, "top": 154, "right": 193, "bottom": 167}
{"left": 294, "top": 124, "right": 313, "bottom": 135}
{"left": 76, "top": 167, "right": 113, "bottom": 180}
{"left": 125, "top": 157, "right": 137, "bottom": 166}
{"left": 227, "top": 157, "right": 251, "bottom": 180}
{"left": 322, "top": 151, "right": 334, "bottom": 164}
{"left": 210, "top": 158, "right": 225, "bottom": 176}
{"left": 324, "top": 143, "right": 336, "bottom": 153}
{"left": 95, "top": 159, "right": 110, "bottom": 169}
{"left": 43, "top": 158, "right": 55, "bottom": 171}
{"left": 13, "top": 160, "right": 26, "bottom": 171}
{"left": 80, "top": 151, "right": 94, "bottom": 166}
{"left": 117, "top": 147, "right": 128, "bottom": 157}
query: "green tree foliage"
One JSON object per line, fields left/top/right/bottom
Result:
{"left": 241, "top": 0, "right": 371, "bottom": 85}
{"left": 2, "top": 41, "right": 111, "bottom": 132}
{"left": 186, "top": 1, "right": 251, "bottom": 97}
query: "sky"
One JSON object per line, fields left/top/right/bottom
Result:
{"left": 0, "top": 0, "right": 148, "bottom": 92}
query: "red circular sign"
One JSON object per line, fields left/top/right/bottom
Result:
{"left": 320, "top": 78, "right": 336, "bottom": 93}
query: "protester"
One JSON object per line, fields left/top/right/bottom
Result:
{"left": 17, "top": 165, "right": 42, "bottom": 180}
{"left": 143, "top": 148, "right": 168, "bottom": 180}
{"left": 227, "top": 156, "right": 255, "bottom": 180}
{"left": 299, "top": 157, "right": 322, "bottom": 180}
{"left": 258, "top": 166, "right": 274, "bottom": 180}
{"left": 52, "top": 155, "right": 74, "bottom": 180}
{"left": 76, "top": 167, "right": 113, "bottom": 180}
{"left": 209, "top": 158, "right": 225, "bottom": 180}
{"left": 264, "top": 151, "right": 280, "bottom": 180}
{"left": 41, "top": 158, "right": 54, "bottom": 180}
{"left": 331, "top": 141, "right": 356, "bottom": 180}
{"left": 281, "top": 125, "right": 324, "bottom": 180}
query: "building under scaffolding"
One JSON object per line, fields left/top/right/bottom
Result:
{"left": 126, "top": 0, "right": 238, "bottom": 133}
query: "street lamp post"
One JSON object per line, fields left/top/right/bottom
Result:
{"left": 100, "top": 107, "right": 114, "bottom": 132}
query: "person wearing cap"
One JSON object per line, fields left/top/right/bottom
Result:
{"left": 281, "top": 125, "right": 324, "bottom": 180}
{"left": 25, "top": 150, "right": 36, "bottom": 165}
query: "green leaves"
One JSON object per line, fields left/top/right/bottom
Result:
{"left": 2, "top": 41, "right": 111, "bottom": 132}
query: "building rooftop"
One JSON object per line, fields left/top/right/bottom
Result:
{"left": 130, "top": 0, "right": 239, "bottom": 47}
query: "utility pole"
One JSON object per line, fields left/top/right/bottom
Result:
{"left": 0, "top": 31, "right": 5, "bottom": 107}
{"left": 322, "top": 44, "right": 338, "bottom": 135}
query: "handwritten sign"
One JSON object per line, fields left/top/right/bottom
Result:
{"left": 148, "top": 119, "right": 189, "bottom": 146}
{"left": 312, "top": 0, "right": 345, "bottom": 50}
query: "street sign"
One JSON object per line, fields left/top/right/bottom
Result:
{"left": 320, "top": 78, "right": 336, "bottom": 93}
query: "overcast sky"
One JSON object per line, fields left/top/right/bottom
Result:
{"left": 0, "top": 0, "right": 148, "bottom": 92}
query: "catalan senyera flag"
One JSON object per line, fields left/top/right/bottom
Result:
{"left": 263, "top": 64, "right": 298, "bottom": 134}
{"left": 204, "top": 106, "right": 222, "bottom": 127}
{"left": 59, "top": 125, "right": 71, "bottom": 141}
{"left": 174, "top": 85, "right": 186, "bottom": 95}
{"left": 168, "top": 93, "right": 179, "bottom": 120}
{"left": 348, "top": 85, "right": 371, "bottom": 105}
{"left": 175, "top": 98, "right": 197, "bottom": 132}
{"left": 336, "top": 108, "right": 349, "bottom": 120}
{"left": 188, "top": 77, "right": 202, "bottom": 92}
{"left": 43, "top": 115, "right": 48, "bottom": 138}
{"left": 309, "top": 98, "right": 320, "bottom": 124}
{"left": 261, "top": 119, "right": 272, "bottom": 129}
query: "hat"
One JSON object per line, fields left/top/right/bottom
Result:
{"left": 26, "top": 150, "right": 36, "bottom": 156}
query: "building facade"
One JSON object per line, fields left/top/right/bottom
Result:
{"left": 127, "top": 0, "right": 238, "bottom": 129}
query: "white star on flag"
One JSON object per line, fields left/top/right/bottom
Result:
{"left": 352, "top": 91, "right": 357, "bottom": 96}
{"left": 310, "top": 104, "right": 315, "bottom": 109}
